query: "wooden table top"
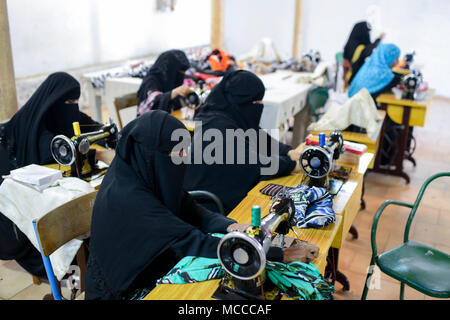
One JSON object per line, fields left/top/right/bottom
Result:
{"left": 145, "top": 147, "right": 372, "bottom": 300}
{"left": 145, "top": 194, "right": 342, "bottom": 300}
{"left": 376, "top": 90, "right": 435, "bottom": 109}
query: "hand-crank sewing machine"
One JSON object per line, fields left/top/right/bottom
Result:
{"left": 214, "top": 193, "right": 300, "bottom": 300}
{"left": 300, "top": 131, "right": 346, "bottom": 190}
{"left": 50, "top": 121, "right": 118, "bottom": 178}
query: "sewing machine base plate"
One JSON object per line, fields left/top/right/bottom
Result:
{"left": 212, "top": 278, "right": 282, "bottom": 301}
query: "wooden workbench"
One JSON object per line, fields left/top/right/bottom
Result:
{"left": 145, "top": 146, "right": 373, "bottom": 300}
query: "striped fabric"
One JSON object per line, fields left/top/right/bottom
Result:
{"left": 288, "top": 185, "right": 335, "bottom": 229}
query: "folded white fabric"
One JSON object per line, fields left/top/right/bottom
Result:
{"left": 307, "top": 88, "right": 382, "bottom": 137}
{"left": 0, "top": 177, "right": 94, "bottom": 280}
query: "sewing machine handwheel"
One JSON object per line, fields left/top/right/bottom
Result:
{"left": 218, "top": 232, "right": 266, "bottom": 281}
{"left": 300, "top": 147, "right": 331, "bottom": 179}
{"left": 51, "top": 135, "right": 76, "bottom": 166}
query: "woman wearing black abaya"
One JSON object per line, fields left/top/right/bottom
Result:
{"left": 183, "top": 70, "right": 300, "bottom": 214}
{"left": 343, "top": 21, "right": 385, "bottom": 87}
{"left": 84, "top": 110, "right": 238, "bottom": 299}
{"left": 0, "top": 72, "right": 114, "bottom": 278}
{"left": 137, "top": 49, "right": 193, "bottom": 116}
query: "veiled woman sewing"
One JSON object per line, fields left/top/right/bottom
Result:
{"left": 183, "top": 70, "right": 301, "bottom": 214}
{"left": 85, "top": 110, "right": 312, "bottom": 300}
{"left": 0, "top": 72, "right": 114, "bottom": 278}
{"left": 137, "top": 49, "right": 193, "bottom": 116}
{"left": 343, "top": 21, "right": 384, "bottom": 87}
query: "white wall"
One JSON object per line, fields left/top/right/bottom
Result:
{"left": 223, "top": 0, "right": 296, "bottom": 59}
{"left": 7, "top": 0, "right": 212, "bottom": 78}
{"left": 301, "top": 0, "right": 450, "bottom": 97}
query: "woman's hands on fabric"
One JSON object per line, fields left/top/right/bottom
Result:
{"left": 282, "top": 243, "right": 320, "bottom": 264}
{"left": 95, "top": 149, "right": 116, "bottom": 165}
{"left": 171, "top": 85, "right": 193, "bottom": 100}
{"left": 226, "top": 223, "right": 251, "bottom": 233}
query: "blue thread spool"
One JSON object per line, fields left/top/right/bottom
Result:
{"left": 319, "top": 133, "right": 326, "bottom": 147}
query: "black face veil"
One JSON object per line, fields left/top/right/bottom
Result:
{"left": 199, "top": 70, "right": 266, "bottom": 130}
{"left": 137, "top": 50, "right": 191, "bottom": 102}
{"left": 4, "top": 72, "right": 81, "bottom": 167}
{"left": 87, "top": 110, "right": 196, "bottom": 296}
{"left": 344, "top": 21, "right": 372, "bottom": 61}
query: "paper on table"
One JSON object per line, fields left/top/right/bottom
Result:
{"left": 10, "top": 164, "right": 62, "bottom": 191}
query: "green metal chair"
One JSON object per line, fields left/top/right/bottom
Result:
{"left": 188, "top": 190, "right": 225, "bottom": 215}
{"left": 308, "top": 86, "right": 329, "bottom": 122}
{"left": 362, "top": 172, "right": 450, "bottom": 300}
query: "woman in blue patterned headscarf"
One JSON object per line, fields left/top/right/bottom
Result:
{"left": 348, "top": 43, "right": 401, "bottom": 98}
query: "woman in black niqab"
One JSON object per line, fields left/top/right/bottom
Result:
{"left": 85, "top": 110, "right": 235, "bottom": 300}
{"left": 184, "top": 70, "right": 299, "bottom": 213}
{"left": 343, "top": 21, "right": 384, "bottom": 86}
{"left": 137, "top": 49, "right": 192, "bottom": 115}
{"left": 0, "top": 72, "right": 104, "bottom": 278}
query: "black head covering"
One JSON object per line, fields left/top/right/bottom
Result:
{"left": 137, "top": 49, "right": 190, "bottom": 103}
{"left": 344, "top": 21, "right": 372, "bottom": 61}
{"left": 199, "top": 70, "right": 265, "bottom": 130}
{"left": 87, "top": 110, "right": 196, "bottom": 296}
{"left": 4, "top": 72, "right": 81, "bottom": 167}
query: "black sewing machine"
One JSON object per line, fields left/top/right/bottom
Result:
{"left": 213, "top": 192, "right": 298, "bottom": 300}
{"left": 50, "top": 121, "right": 118, "bottom": 178}
{"left": 299, "top": 131, "right": 346, "bottom": 192}
{"left": 403, "top": 51, "right": 416, "bottom": 70}
{"left": 402, "top": 71, "right": 423, "bottom": 100}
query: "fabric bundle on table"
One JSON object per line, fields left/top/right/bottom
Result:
{"left": 288, "top": 185, "right": 335, "bottom": 229}
{"left": 156, "top": 256, "right": 334, "bottom": 300}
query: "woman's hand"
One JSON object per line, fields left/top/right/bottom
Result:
{"left": 171, "top": 85, "right": 193, "bottom": 100}
{"left": 95, "top": 149, "right": 116, "bottom": 165}
{"left": 288, "top": 150, "right": 302, "bottom": 173}
{"left": 226, "top": 223, "right": 251, "bottom": 233}
{"left": 287, "top": 150, "right": 301, "bottom": 162}
{"left": 282, "top": 243, "right": 320, "bottom": 263}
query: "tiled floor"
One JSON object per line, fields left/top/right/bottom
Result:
{"left": 1, "top": 97, "right": 449, "bottom": 300}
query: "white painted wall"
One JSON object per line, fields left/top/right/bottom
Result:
{"left": 301, "top": 0, "right": 450, "bottom": 97}
{"left": 223, "top": 0, "right": 296, "bottom": 60}
{"left": 7, "top": 0, "right": 212, "bottom": 78}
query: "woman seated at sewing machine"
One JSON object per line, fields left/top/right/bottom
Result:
{"left": 348, "top": 42, "right": 401, "bottom": 100}
{"left": 85, "top": 111, "right": 310, "bottom": 300}
{"left": 348, "top": 43, "right": 402, "bottom": 165}
{"left": 136, "top": 49, "right": 194, "bottom": 116}
{"left": 0, "top": 72, "right": 115, "bottom": 279}
{"left": 343, "top": 21, "right": 385, "bottom": 88}
{"left": 183, "top": 70, "right": 301, "bottom": 214}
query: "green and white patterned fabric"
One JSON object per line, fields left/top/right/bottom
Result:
{"left": 156, "top": 256, "right": 334, "bottom": 300}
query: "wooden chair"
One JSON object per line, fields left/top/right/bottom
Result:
{"left": 33, "top": 190, "right": 98, "bottom": 300}
{"left": 114, "top": 92, "right": 139, "bottom": 129}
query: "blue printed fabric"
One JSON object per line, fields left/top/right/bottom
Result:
{"left": 288, "top": 185, "right": 335, "bottom": 229}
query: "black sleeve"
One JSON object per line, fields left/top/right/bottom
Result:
{"left": 259, "top": 129, "right": 293, "bottom": 157}
{"left": 170, "top": 228, "right": 223, "bottom": 259}
{"left": 79, "top": 112, "right": 103, "bottom": 133}
{"left": 180, "top": 192, "right": 236, "bottom": 234}
{"left": 240, "top": 132, "right": 297, "bottom": 181}
{"left": 152, "top": 91, "right": 173, "bottom": 113}
{"left": 38, "top": 129, "right": 56, "bottom": 165}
